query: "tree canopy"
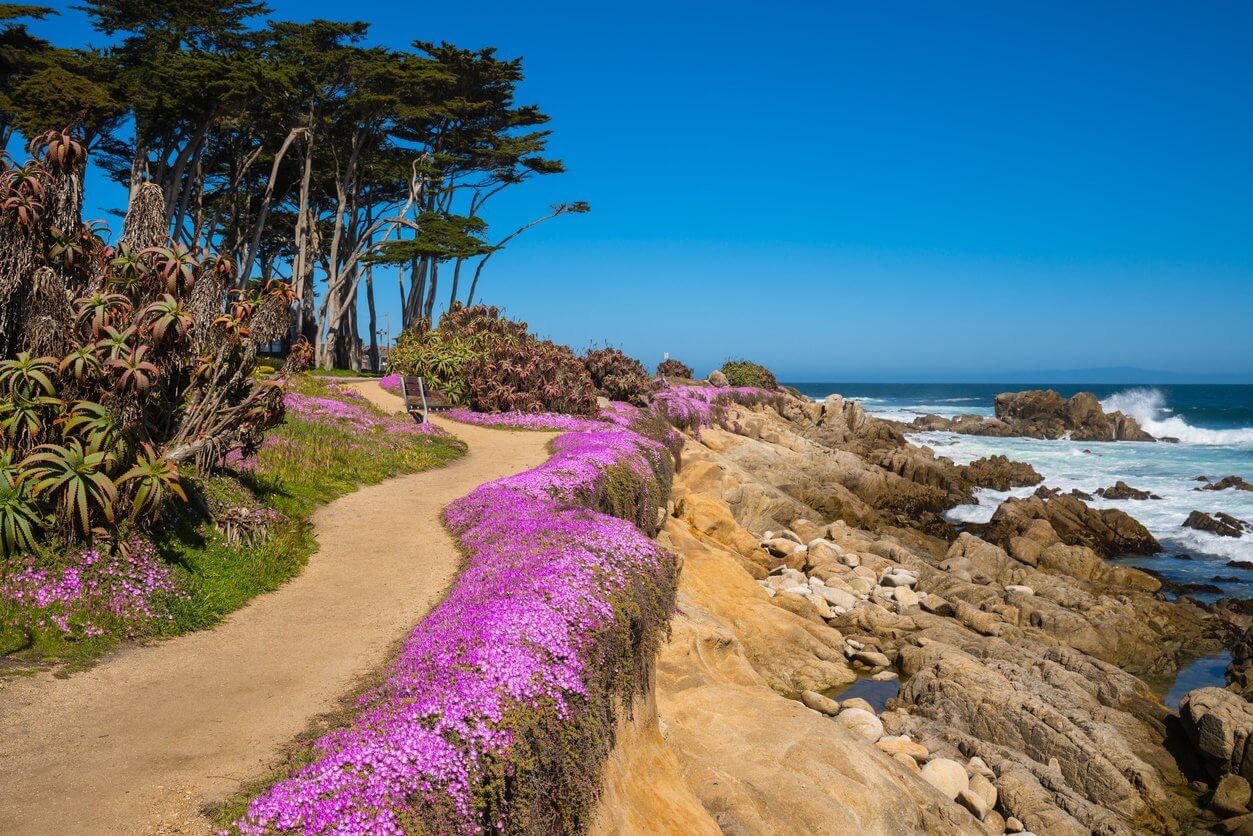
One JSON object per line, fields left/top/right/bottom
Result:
{"left": 3, "top": 0, "right": 587, "bottom": 368}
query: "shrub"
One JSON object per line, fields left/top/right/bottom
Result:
{"left": 583, "top": 346, "right": 653, "bottom": 406}
{"left": 719, "top": 359, "right": 778, "bottom": 390}
{"left": 0, "top": 131, "right": 308, "bottom": 552}
{"left": 657, "top": 357, "right": 693, "bottom": 379}
{"left": 465, "top": 337, "right": 598, "bottom": 416}
{"left": 391, "top": 304, "right": 599, "bottom": 416}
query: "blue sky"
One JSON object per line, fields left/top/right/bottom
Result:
{"left": 25, "top": 1, "right": 1253, "bottom": 380}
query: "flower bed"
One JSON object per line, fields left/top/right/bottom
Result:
{"left": 234, "top": 407, "right": 676, "bottom": 833}
{"left": 652, "top": 384, "right": 783, "bottom": 435}
{"left": 0, "top": 538, "right": 183, "bottom": 640}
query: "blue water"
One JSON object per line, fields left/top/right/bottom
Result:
{"left": 787, "top": 383, "right": 1253, "bottom": 596}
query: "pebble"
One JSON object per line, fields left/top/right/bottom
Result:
{"left": 894, "top": 752, "right": 920, "bottom": 772}
{"left": 893, "top": 586, "right": 920, "bottom": 607}
{"left": 840, "top": 697, "right": 875, "bottom": 714}
{"left": 852, "top": 650, "right": 891, "bottom": 668}
{"left": 1005, "top": 584, "right": 1034, "bottom": 596}
{"left": 1005, "top": 816, "right": 1024, "bottom": 832}
{"left": 876, "top": 736, "right": 929, "bottom": 760}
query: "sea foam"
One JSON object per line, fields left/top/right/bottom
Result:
{"left": 1102, "top": 388, "right": 1253, "bottom": 446}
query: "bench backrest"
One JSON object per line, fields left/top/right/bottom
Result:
{"left": 401, "top": 376, "right": 454, "bottom": 411}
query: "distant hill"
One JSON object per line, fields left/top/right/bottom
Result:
{"left": 785, "top": 367, "right": 1253, "bottom": 384}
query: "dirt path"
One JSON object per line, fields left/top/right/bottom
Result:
{"left": 0, "top": 382, "right": 552, "bottom": 834}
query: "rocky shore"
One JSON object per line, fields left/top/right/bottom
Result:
{"left": 904, "top": 389, "right": 1157, "bottom": 441}
{"left": 598, "top": 389, "right": 1252, "bottom": 834}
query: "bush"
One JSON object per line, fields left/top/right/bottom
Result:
{"left": 390, "top": 304, "right": 599, "bottom": 415}
{"left": 583, "top": 346, "right": 653, "bottom": 406}
{"left": 657, "top": 357, "right": 693, "bottom": 379}
{"left": 719, "top": 359, "right": 778, "bottom": 390}
{"left": 0, "top": 132, "right": 309, "bottom": 554}
{"left": 466, "top": 337, "right": 598, "bottom": 416}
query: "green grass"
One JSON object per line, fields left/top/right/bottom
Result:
{"left": 0, "top": 376, "right": 465, "bottom": 668}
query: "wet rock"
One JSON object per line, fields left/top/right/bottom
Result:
{"left": 1096, "top": 480, "right": 1161, "bottom": 500}
{"left": 1185, "top": 511, "right": 1252, "bottom": 539}
{"left": 1200, "top": 476, "right": 1253, "bottom": 493}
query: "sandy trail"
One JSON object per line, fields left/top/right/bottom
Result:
{"left": 0, "top": 381, "right": 552, "bottom": 834}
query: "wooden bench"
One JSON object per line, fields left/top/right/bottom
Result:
{"left": 399, "top": 376, "right": 454, "bottom": 423}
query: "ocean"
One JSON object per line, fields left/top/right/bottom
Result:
{"left": 788, "top": 383, "right": 1253, "bottom": 600}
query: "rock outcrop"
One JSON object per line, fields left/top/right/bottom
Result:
{"left": 1180, "top": 687, "right": 1253, "bottom": 782}
{"left": 905, "top": 389, "right": 1155, "bottom": 442}
{"left": 1185, "top": 511, "right": 1253, "bottom": 539}
{"left": 961, "top": 455, "right": 1043, "bottom": 491}
{"left": 1199, "top": 476, "right": 1253, "bottom": 493}
{"left": 1096, "top": 481, "right": 1161, "bottom": 500}
{"left": 606, "top": 390, "right": 1235, "bottom": 834}
{"left": 983, "top": 489, "right": 1161, "bottom": 556}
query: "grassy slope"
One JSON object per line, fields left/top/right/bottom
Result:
{"left": 0, "top": 376, "right": 464, "bottom": 668}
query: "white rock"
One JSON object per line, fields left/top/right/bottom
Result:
{"left": 781, "top": 585, "right": 810, "bottom": 596}
{"left": 817, "top": 586, "right": 858, "bottom": 610}
{"left": 920, "top": 758, "right": 969, "bottom": 800}
{"left": 880, "top": 570, "right": 918, "bottom": 588}
{"left": 834, "top": 707, "right": 884, "bottom": 741}
{"left": 1005, "top": 584, "right": 1034, "bottom": 596}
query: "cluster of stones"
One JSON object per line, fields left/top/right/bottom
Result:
{"left": 753, "top": 524, "right": 1037, "bottom": 831}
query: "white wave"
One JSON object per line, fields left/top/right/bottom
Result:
{"left": 1101, "top": 388, "right": 1253, "bottom": 446}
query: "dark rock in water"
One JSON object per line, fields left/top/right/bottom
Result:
{"left": 1160, "top": 437, "right": 1181, "bottom": 443}
{"left": 1184, "top": 511, "right": 1253, "bottom": 539}
{"left": 1070, "top": 488, "right": 1094, "bottom": 501}
{"left": 1083, "top": 449, "right": 1094, "bottom": 454}
{"left": 1213, "top": 576, "right": 1244, "bottom": 584}
{"left": 1096, "top": 480, "right": 1162, "bottom": 501}
{"left": 908, "top": 389, "right": 1156, "bottom": 441}
{"left": 960, "top": 455, "right": 1042, "bottom": 491}
{"left": 1197, "top": 475, "right": 1213, "bottom": 482}
{"left": 1201, "top": 476, "right": 1253, "bottom": 493}
{"left": 1178, "top": 553, "right": 1193, "bottom": 561}
{"left": 987, "top": 491, "right": 1161, "bottom": 556}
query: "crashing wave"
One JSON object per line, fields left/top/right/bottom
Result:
{"left": 1102, "top": 388, "right": 1253, "bottom": 445}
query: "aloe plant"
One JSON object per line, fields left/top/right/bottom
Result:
{"left": 117, "top": 443, "right": 185, "bottom": 519}
{"left": 23, "top": 440, "right": 118, "bottom": 534}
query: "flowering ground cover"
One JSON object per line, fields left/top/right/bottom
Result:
{"left": 228, "top": 380, "right": 785, "bottom": 833}
{"left": 0, "top": 377, "right": 465, "bottom": 666}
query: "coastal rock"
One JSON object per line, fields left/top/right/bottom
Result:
{"left": 962, "top": 455, "right": 1044, "bottom": 491}
{"left": 993, "top": 390, "right": 1155, "bottom": 442}
{"left": 906, "top": 389, "right": 1155, "bottom": 442}
{"left": 985, "top": 491, "right": 1161, "bottom": 556}
{"left": 1200, "top": 476, "right": 1253, "bottom": 493}
{"left": 1184, "top": 511, "right": 1252, "bottom": 539}
{"left": 1096, "top": 481, "right": 1161, "bottom": 501}
{"left": 799, "top": 689, "right": 843, "bottom": 717}
{"left": 707, "top": 370, "right": 729, "bottom": 387}
{"left": 1179, "top": 687, "right": 1253, "bottom": 781}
